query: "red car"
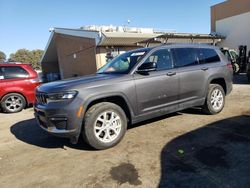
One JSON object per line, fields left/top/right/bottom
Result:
{"left": 0, "top": 63, "right": 41, "bottom": 113}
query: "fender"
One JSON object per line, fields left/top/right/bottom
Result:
{"left": 205, "top": 75, "right": 227, "bottom": 95}
{"left": 72, "top": 92, "right": 135, "bottom": 141}
{"left": 0, "top": 88, "right": 28, "bottom": 103}
{"left": 83, "top": 92, "right": 135, "bottom": 117}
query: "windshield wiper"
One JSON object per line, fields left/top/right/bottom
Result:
{"left": 97, "top": 72, "right": 112, "bottom": 74}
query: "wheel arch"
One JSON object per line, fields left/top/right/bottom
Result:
{"left": 209, "top": 77, "right": 227, "bottom": 94}
{"left": 0, "top": 92, "right": 28, "bottom": 107}
{"left": 84, "top": 94, "right": 134, "bottom": 124}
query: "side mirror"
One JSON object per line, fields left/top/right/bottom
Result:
{"left": 137, "top": 62, "right": 157, "bottom": 73}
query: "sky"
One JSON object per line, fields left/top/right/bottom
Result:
{"left": 0, "top": 0, "right": 224, "bottom": 58}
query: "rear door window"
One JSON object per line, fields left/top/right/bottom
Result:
{"left": 172, "top": 48, "right": 199, "bottom": 67}
{"left": 197, "top": 48, "right": 220, "bottom": 64}
{"left": 1, "top": 66, "right": 29, "bottom": 79}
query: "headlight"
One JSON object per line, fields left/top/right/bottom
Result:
{"left": 46, "top": 91, "right": 78, "bottom": 103}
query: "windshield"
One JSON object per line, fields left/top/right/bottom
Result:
{"left": 97, "top": 50, "right": 148, "bottom": 74}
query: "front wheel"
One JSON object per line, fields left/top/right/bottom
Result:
{"left": 202, "top": 84, "right": 225, "bottom": 115}
{"left": 83, "top": 102, "right": 127, "bottom": 150}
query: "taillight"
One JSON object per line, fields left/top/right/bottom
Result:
{"left": 227, "top": 63, "right": 233, "bottom": 70}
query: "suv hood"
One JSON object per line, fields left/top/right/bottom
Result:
{"left": 37, "top": 74, "right": 123, "bottom": 93}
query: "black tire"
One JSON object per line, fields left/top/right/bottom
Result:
{"left": 83, "top": 102, "right": 127, "bottom": 150}
{"left": 233, "top": 63, "right": 240, "bottom": 74}
{"left": 202, "top": 84, "right": 225, "bottom": 115}
{"left": 0, "top": 93, "right": 26, "bottom": 113}
{"left": 247, "top": 73, "right": 250, "bottom": 82}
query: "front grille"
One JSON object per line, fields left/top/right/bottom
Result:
{"left": 36, "top": 92, "right": 47, "bottom": 104}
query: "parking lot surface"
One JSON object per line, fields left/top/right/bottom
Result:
{"left": 0, "top": 75, "right": 250, "bottom": 188}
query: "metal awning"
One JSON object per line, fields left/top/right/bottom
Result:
{"left": 138, "top": 33, "right": 225, "bottom": 46}
{"left": 99, "top": 32, "right": 160, "bottom": 46}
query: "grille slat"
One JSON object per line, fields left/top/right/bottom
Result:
{"left": 36, "top": 93, "right": 47, "bottom": 104}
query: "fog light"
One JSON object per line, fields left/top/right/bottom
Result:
{"left": 50, "top": 117, "right": 67, "bottom": 130}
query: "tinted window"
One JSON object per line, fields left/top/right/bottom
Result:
{"left": 172, "top": 48, "right": 198, "bottom": 67}
{"left": 0, "top": 67, "right": 3, "bottom": 80}
{"left": 197, "top": 48, "right": 220, "bottom": 64}
{"left": 145, "top": 49, "right": 173, "bottom": 70}
{"left": 1, "top": 66, "right": 29, "bottom": 79}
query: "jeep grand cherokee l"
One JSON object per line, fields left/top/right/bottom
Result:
{"left": 0, "top": 63, "right": 40, "bottom": 113}
{"left": 34, "top": 44, "right": 233, "bottom": 149}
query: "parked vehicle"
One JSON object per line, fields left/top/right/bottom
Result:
{"left": 34, "top": 44, "right": 233, "bottom": 149}
{"left": 220, "top": 47, "right": 239, "bottom": 73}
{"left": 238, "top": 45, "right": 248, "bottom": 73}
{"left": 247, "top": 51, "right": 250, "bottom": 81}
{"left": 221, "top": 46, "right": 248, "bottom": 74}
{"left": 0, "top": 63, "right": 41, "bottom": 113}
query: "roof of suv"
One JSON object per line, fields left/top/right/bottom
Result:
{"left": 0, "top": 63, "right": 32, "bottom": 67}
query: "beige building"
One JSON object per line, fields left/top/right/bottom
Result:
{"left": 211, "top": 0, "right": 250, "bottom": 50}
{"left": 41, "top": 26, "right": 224, "bottom": 80}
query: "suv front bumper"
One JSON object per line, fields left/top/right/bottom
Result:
{"left": 34, "top": 101, "right": 83, "bottom": 139}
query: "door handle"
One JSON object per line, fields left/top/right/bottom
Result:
{"left": 201, "top": 67, "right": 209, "bottom": 71}
{"left": 166, "top": 72, "right": 176, "bottom": 76}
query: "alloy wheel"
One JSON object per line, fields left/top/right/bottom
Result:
{"left": 4, "top": 95, "right": 23, "bottom": 112}
{"left": 94, "top": 111, "right": 122, "bottom": 143}
{"left": 210, "top": 89, "right": 224, "bottom": 111}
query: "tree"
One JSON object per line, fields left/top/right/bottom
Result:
{"left": 9, "top": 49, "right": 31, "bottom": 63}
{"left": 0, "top": 51, "right": 6, "bottom": 62}
{"left": 30, "top": 49, "right": 44, "bottom": 69}
{"left": 9, "top": 49, "right": 44, "bottom": 69}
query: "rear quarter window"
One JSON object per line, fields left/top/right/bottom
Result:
{"left": 1, "top": 66, "right": 29, "bottom": 79}
{"left": 197, "top": 48, "right": 220, "bottom": 64}
{"left": 0, "top": 67, "right": 3, "bottom": 80}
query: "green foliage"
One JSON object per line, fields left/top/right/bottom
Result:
{"left": 0, "top": 51, "right": 6, "bottom": 62}
{"left": 9, "top": 49, "right": 44, "bottom": 69}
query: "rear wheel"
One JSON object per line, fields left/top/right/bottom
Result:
{"left": 1, "top": 93, "right": 26, "bottom": 113}
{"left": 202, "top": 84, "right": 225, "bottom": 115}
{"left": 247, "top": 72, "right": 250, "bottom": 82}
{"left": 83, "top": 102, "right": 127, "bottom": 150}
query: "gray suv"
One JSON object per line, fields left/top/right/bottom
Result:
{"left": 34, "top": 44, "right": 233, "bottom": 149}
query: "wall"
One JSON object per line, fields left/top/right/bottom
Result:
{"left": 95, "top": 47, "right": 107, "bottom": 69}
{"left": 211, "top": 0, "right": 250, "bottom": 32}
{"left": 215, "top": 12, "right": 250, "bottom": 50}
{"left": 56, "top": 34, "right": 97, "bottom": 79}
{"left": 95, "top": 46, "right": 140, "bottom": 69}
{"left": 42, "top": 60, "right": 60, "bottom": 75}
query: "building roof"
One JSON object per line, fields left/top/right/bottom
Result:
{"left": 41, "top": 27, "right": 225, "bottom": 63}
{"left": 41, "top": 28, "right": 101, "bottom": 63}
{"left": 100, "top": 32, "right": 160, "bottom": 46}
{"left": 41, "top": 28, "right": 162, "bottom": 62}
